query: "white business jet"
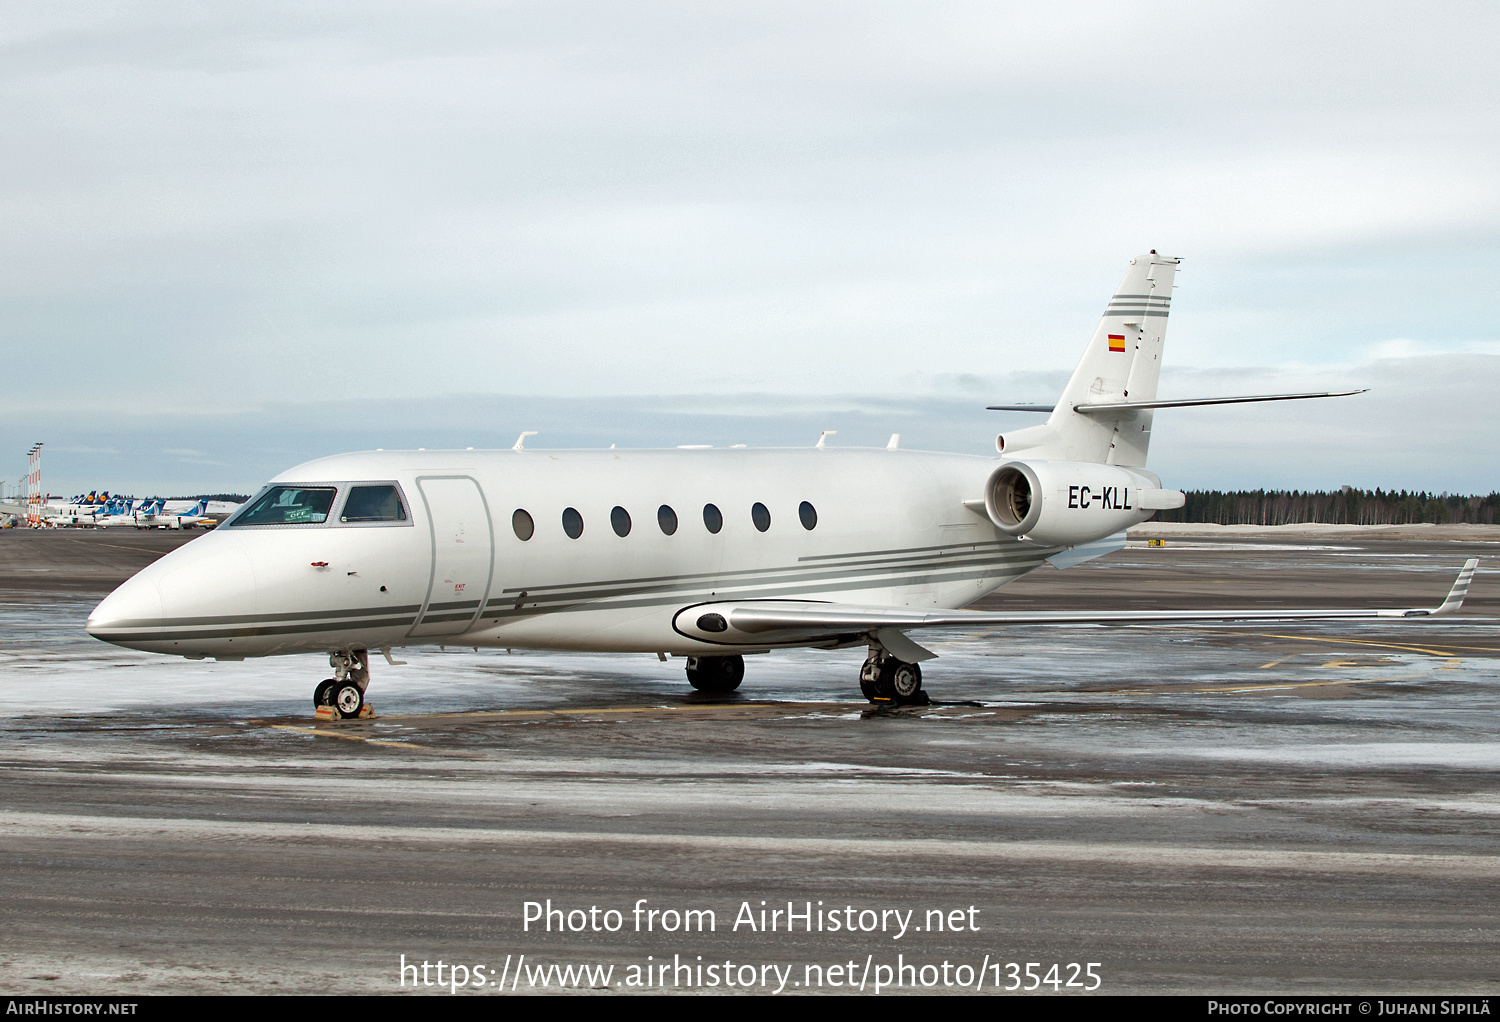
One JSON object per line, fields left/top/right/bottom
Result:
{"left": 86, "top": 253, "right": 1477, "bottom": 718}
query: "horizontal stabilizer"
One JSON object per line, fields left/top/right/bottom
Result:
{"left": 1076, "top": 389, "right": 1367, "bottom": 414}
{"left": 988, "top": 390, "right": 1367, "bottom": 415}
{"left": 671, "top": 560, "right": 1478, "bottom": 647}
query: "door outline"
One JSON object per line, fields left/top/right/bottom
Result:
{"left": 408, "top": 475, "right": 495, "bottom": 638}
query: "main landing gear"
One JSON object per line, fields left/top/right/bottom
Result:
{"left": 685, "top": 654, "right": 744, "bottom": 693}
{"left": 315, "top": 649, "right": 371, "bottom": 719}
{"left": 859, "top": 649, "right": 927, "bottom": 706}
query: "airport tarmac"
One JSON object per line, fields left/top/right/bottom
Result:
{"left": 2, "top": 529, "right": 1498, "bottom": 995}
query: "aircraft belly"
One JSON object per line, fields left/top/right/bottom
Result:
{"left": 461, "top": 561, "right": 1046, "bottom": 655}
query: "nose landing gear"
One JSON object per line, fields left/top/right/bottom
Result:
{"left": 314, "top": 649, "right": 373, "bottom": 719}
{"left": 859, "top": 650, "right": 927, "bottom": 706}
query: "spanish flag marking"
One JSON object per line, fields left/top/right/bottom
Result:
{"left": 1108, "top": 334, "right": 1126, "bottom": 352}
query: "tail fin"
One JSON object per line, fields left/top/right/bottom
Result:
{"left": 998, "top": 252, "right": 1179, "bottom": 466}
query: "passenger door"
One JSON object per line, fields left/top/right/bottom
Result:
{"left": 409, "top": 476, "right": 494, "bottom": 638}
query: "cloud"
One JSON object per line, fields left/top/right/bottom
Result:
{"left": 4, "top": 352, "right": 1496, "bottom": 496}
{"left": 0, "top": 2, "right": 1496, "bottom": 415}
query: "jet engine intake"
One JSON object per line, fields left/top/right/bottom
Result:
{"left": 983, "top": 459, "right": 1171, "bottom": 547}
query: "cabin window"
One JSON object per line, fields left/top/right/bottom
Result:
{"left": 658, "top": 504, "right": 678, "bottom": 535}
{"left": 232, "top": 486, "right": 337, "bottom": 526}
{"left": 799, "top": 501, "right": 817, "bottom": 530}
{"left": 751, "top": 502, "right": 771, "bottom": 532}
{"left": 611, "top": 506, "right": 631, "bottom": 537}
{"left": 512, "top": 509, "right": 534, "bottom": 541}
{"left": 702, "top": 503, "right": 723, "bottom": 534}
{"left": 562, "top": 507, "right": 584, "bottom": 539}
{"left": 341, "top": 485, "right": 406, "bottom": 523}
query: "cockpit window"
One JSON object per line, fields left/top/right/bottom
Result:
{"left": 341, "top": 485, "right": 406, "bottom": 523}
{"left": 232, "top": 486, "right": 337, "bottom": 526}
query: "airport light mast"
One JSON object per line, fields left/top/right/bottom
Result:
{"left": 26, "top": 443, "right": 42, "bottom": 527}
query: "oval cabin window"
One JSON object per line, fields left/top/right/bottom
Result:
{"left": 751, "top": 502, "right": 771, "bottom": 532}
{"left": 562, "top": 507, "right": 584, "bottom": 539}
{"left": 512, "top": 509, "right": 535, "bottom": 541}
{"left": 611, "top": 506, "right": 631, "bottom": 537}
{"left": 799, "top": 501, "right": 817, "bottom": 530}
{"left": 658, "top": 505, "right": 678, "bottom": 535}
{"left": 702, "top": 503, "right": 723, "bottom": 534}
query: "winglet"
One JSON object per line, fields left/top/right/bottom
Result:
{"left": 1427, "top": 558, "right": 1479, "bottom": 616}
{"left": 512, "top": 431, "right": 538, "bottom": 451}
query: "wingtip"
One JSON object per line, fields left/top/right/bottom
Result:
{"left": 1432, "top": 558, "right": 1479, "bottom": 616}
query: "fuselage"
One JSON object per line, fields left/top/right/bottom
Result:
{"left": 86, "top": 446, "right": 1089, "bottom": 660}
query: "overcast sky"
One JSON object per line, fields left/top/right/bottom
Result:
{"left": 3, "top": 2, "right": 1497, "bottom": 495}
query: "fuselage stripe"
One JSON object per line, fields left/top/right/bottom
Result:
{"left": 490, "top": 551, "right": 1047, "bottom": 608}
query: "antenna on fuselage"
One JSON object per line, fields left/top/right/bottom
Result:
{"left": 816, "top": 431, "right": 836, "bottom": 448}
{"left": 512, "top": 431, "right": 538, "bottom": 451}
{"left": 887, "top": 434, "right": 900, "bottom": 450}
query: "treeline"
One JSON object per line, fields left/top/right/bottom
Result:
{"left": 1154, "top": 489, "right": 1500, "bottom": 526}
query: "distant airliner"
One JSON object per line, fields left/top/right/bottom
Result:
{"left": 86, "top": 253, "right": 1476, "bottom": 717}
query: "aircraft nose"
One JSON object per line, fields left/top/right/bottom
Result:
{"left": 86, "top": 533, "right": 259, "bottom": 656}
{"left": 87, "top": 573, "right": 166, "bottom": 649}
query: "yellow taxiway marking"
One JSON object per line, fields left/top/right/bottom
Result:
{"left": 1200, "top": 677, "right": 1403, "bottom": 694}
{"left": 1119, "top": 673, "right": 1432, "bottom": 696}
{"left": 1257, "top": 653, "right": 1313, "bottom": 669}
{"left": 262, "top": 703, "right": 848, "bottom": 748}
{"left": 1144, "top": 626, "right": 1498, "bottom": 659}
{"left": 1253, "top": 632, "right": 1484, "bottom": 659}
{"left": 267, "top": 724, "right": 433, "bottom": 751}
{"left": 373, "top": 702, "right": 809, "bottom": 722}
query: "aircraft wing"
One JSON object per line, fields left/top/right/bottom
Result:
{"left": 672, "top": 559, "right": 1478, "bottom": 659}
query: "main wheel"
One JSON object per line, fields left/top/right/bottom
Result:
{"left": 333, "top": 680, "right": 364, "bottom": 719}
{"left": 892, "top": 661, "right": 924, "bottom": 705}
{"left": 685, "top": 655, "right": 744, "bottom": 693}
{"left": 313, "top": 679, "right": 337, "bottom": 708}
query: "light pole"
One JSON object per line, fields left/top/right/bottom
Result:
{"left": 26, "top": 443, "right": 43, "bottom": 526}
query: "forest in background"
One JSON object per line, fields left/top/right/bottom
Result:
{"left": 1153, "top": 488, "right": 1500, "bottom": 525}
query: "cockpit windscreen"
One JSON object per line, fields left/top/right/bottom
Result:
{"left": 341, "top": 485, "right": 406, "bottom": 523}
{"left": 231, "top": 486, "right": 337, "bottom": 526}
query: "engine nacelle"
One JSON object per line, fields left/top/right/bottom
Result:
{"left": 983, "top": 460, "right": 1174, "bottom": 547}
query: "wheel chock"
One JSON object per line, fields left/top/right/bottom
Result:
{"left": 313, "top": 703, "right": 375, "bottom": 720}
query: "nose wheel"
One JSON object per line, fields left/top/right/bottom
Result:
{"left": 314, "top": 650, "right": 372, "bottom": 718}
{"left": 332, "top": 680, "right": 364, "bottom": 717}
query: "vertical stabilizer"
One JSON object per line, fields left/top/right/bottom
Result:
{"left": 999, "top": 252, "right": 1179, "bottom": 466}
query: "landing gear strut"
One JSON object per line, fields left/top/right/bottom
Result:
{"left": 859, "top": 650, "right": 926, "bottom": 706}
{"left": 685, "top": 654, "right": 744, "bottom": 693}
{"left": 315, "top": 649, "right": 370, "bottom": 718}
